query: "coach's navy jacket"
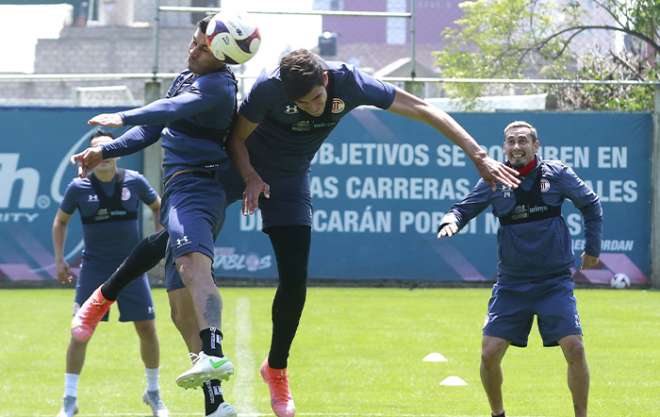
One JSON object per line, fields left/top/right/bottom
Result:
{"left": 445, "top": 156, "right": 602, "bottom": 282}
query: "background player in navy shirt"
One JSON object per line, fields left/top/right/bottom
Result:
{"left": 226, "top": 49, "right": 522, "bottom": 417}
{"left": 437, "top": 121, "right": 602, "bottom": 417}
{"left": 71, "top": 15, "right": 243, "bottom": 417}
{"left": 52, "top": 131, "right": 166, "bottom": 417}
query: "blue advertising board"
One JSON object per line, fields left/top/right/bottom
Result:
{"left": 0, "top": 107, "right": 140, "bottom": 283}
{"left": 214, "top": 110, "right": 652, "bottom": 285}
{"left": 0, "top": 108, "right": 652, "bottom": 285}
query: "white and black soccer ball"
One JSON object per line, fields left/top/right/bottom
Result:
{"left": 610, "top": 272, "right": 631, "bottom": 289}
{"left": 206, "top": 11, "right": 261, "bottom": 65}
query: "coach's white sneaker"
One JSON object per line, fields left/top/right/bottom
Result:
{"left": 56, "top": 396, "right": 78, "bottom": 417}
{"left": 206, "top": 402, "right": 237, "bottom": 417}
{"left": 176, "top": 352, "right": 234, "bottom": 389}
{"left": 142, "top": 390, "right": 169, "bottom": 417}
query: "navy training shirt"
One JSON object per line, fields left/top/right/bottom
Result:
{"left": 447, "top": 157, "right": 603, "bottom": 282}
{"left": 60, "top": 169, "right": 158, "bottom": 267}
{"left": 239, "top": 62, "right": 396, "bottom": 176}
{"left": 103, "top": 68, "right": 237, "bottom": 178}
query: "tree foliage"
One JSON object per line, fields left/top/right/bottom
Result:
{"left": 434, "top": 0, "right": 658, "bottom": 110}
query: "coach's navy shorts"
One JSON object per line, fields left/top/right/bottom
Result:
{"left": 163, "top": 165, "right": 243, "bottom": 291}
{"left": 76, "top": 262, "right": 154, "bottom": 322}
{"left": 482, "top": 276, "right": 582, "bottom": 347}
{"left": 258, "top": 172, "right": 312, "bottom": 229}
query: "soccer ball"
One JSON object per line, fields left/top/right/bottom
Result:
{"left": 610, "top": 273, "right": 631, "bottom": 289}
{"left": 206, "top": 11, "right": 261, "bottom": 65}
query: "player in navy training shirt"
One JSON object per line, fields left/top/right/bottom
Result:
{"left": 437, "top": 121, "right": 602, "bottom": 417}
{"left": 71, "top": 16, "right": 242, "bottom": 417}
{"left": 226, "top": 49, "right": 522, "bottom": 417}
{"left": 53, "top": 131, "right": 167, "bottom": 417}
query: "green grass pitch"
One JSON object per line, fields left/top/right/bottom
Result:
{"left": 1, "top": 287, "right": 659, "bottom": 417}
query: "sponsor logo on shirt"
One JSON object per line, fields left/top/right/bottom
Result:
{"left": 331, "top": 98, "right": 345, "bottom": 113}
{"left": 88, "top": 194, "right": 99, "bottom": 202}
{"left": 292, "top": 120, "right": 312, "bottom": 132}
{"left": 176, "top": 235, "right": 191, "bottom": 248}
{"left": 540, "top": 178, "right": 550, "bottom": 192}
{"left": 284, "top": 104, "right": 299, "bottom": 114}
{"left": 501, "top": 185, "right": 512, "bottom": 198}
{"left": 121, "top": 187, "right": 131, "bottom": 201}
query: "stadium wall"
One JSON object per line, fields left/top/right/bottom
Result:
{"left": 0, "top": 107, "right": 651, "bottom": 287}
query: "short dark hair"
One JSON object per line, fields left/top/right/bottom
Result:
{"left": 89, "top": 129, "right": 114, "bottom": 145}
{"left": 197, "top": 15, "right": 213, "bottom": 34}
{"left": 279, "top": 49, "right": 325, "bottom": 100}
{"left": 504, "top": 121, "right": 538, "bottom": 142}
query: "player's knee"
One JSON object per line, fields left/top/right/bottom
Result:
{"left": 562, "top": 339, "right": 586, "bottom": 363}
{"left": 481, "top": 345, "right": 503, "bottom": 367}
{"left": 134, "top": 320, "right": 158, "bottom": 340}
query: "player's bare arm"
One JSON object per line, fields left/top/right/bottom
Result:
{"left": 226, "top": 114, "right": 270, "bottom": 215}
{"left": 52, "top": 209, "right": 76, "bottom": 284}
{"left": 387, "top": 89, "right": 520, "bottom": 190}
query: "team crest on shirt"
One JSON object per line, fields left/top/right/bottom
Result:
{"left": 540, "top": 178, "right": 550, "bottom": 193}
{"left": 121, "top": 187, "right": 131, "bottom": 201}
{"left": 501, "top": 185, "right": 512, "bottom": 198}
{"left": 284, "top": 104, "right": 299, "bottom": 114}
{"left": 292, "top": 120, "right": 312, "bottom": 132}
{"left": 331, "top": 98, "right": 345, "bottom": 113}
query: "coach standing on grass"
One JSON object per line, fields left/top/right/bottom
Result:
{"left": 437, "top": 121, "right": 602, "bottom": 417}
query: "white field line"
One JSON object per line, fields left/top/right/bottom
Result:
{"left": 232, "top": 296, "right": 259, "bottom": 417}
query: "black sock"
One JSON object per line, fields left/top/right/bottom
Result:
{"left": 265, "top": 225, "right": 310, "bottom": 369}
{"left": 203, "top": 379, "right": 224, "bottom": 415}
{"left": 100, "top": 229, "right": 168, "bottom": 300}
{"left": 200, "top": 327, "right": 224, "bottom": 357}
{"left": 492, "top": 412, "right": 505, "bottom": 417}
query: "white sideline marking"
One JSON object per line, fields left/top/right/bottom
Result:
{"left": 423, "top": 352, "right": 448, "bottom": 362}
{"left": 232, "top": 297, "right": 259, "bottom": 417}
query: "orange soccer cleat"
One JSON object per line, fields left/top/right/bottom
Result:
{"left": 71, "top": 286, "right": 113, "bottom": 342}
{"left": 260, "top": 359, "right": 295, "bottom": 417}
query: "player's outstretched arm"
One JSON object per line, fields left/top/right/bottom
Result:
{"left": 226, "top": 114, "right": 270, "bottom": 215}
{"left": 386, "top": 88, "right": 520, "bottom": 190}
{"left": 437, "top": 180, "right": 492, "bottom": 239}
{"left": 72, "top": 125, "right": 163, "bottom": 177}
{"left": 88, "top": 113, "right": 123, "bottom": 128}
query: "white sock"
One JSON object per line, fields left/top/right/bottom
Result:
{"left": 64, "top": 373, "right": 79, "bottom": 398}
{"left": 145, "top": 368, "right": 160, "bottom": 392}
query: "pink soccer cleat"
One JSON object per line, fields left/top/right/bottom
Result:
{"left": 260, "top": 359, "right": 295, "bottom": 417}
{"left": 71, "top": 286, "right": 113, "bottom": 342}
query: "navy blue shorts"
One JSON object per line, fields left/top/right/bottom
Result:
{"left": 76, "top": 262, "right": 154, "bottom": 322}
{"left": 163, "top": 165, "right": 242, "bottom": 291}
{"left": 482, "top": 276, "right": 582, "bottom": 347}
{"left": 259, "top": 172, "right": 311, "bottom": 229}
